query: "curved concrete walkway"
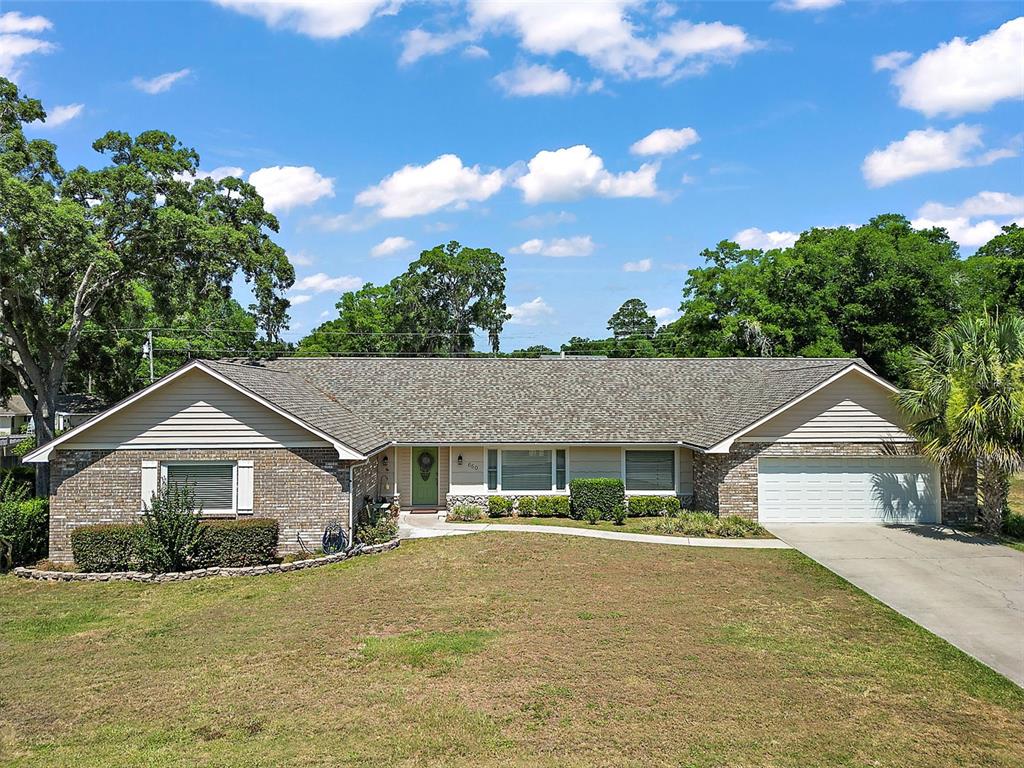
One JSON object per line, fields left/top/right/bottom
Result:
{"left": 400, "top": 512, "right": 790, "bottom": 549}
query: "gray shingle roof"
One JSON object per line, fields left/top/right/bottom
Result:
{"left": 206, "top": 357, "right": 867, "bottom": 454}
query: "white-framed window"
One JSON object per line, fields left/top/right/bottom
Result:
{"left": 485, "top": 448, "right": 567, "bottom": 492}
{"left": 161, "top": 462, "right": 237, "bottom": 515}
{"left": 624, "top": 450, "right": 675, "bottom": 492}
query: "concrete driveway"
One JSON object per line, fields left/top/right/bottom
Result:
{"left": 767, "top": 524, "right": 1024, "bottom": 687}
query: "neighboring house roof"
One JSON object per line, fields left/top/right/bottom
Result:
{"left": 24, "top": 356, "right": 895, "bottom": 463}
{"left": 210, "top": 356, "right": 875, "bottom": 451}
{"left": 0, "top": 393, "right": 107, "bottom": 417}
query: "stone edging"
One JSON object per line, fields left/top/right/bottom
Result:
{"left": 12, "top": 538, "right": 400, "bottom": 583}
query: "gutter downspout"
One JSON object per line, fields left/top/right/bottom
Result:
{"left": 347, "top": 442, "right": 397, "bottom": 551}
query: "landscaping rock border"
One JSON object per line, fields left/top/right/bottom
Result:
{"left": 12, "top": 538, "right": 400, "bottom": 583}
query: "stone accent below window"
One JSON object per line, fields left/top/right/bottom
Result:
{"left": 48, "top": 447, "right": 355, "bottom": 562}
{"left": 692, "top": 442, "right": 977, "bottom": 523}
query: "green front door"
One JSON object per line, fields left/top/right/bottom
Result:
{"left": 411, "top": 447, "right": 439, "bottom": 507}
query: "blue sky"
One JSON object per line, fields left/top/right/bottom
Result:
{"left": 4, "top": 1, "right": 1022, "bottom": 350}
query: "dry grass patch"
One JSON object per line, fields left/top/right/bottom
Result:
{"left": 0, "top": 533, "right": 1021, "bottom": 767}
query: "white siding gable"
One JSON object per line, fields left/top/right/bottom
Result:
{"left": 743, "top": 372, "right": 911, "bottom": 443}
{"left": 63, "top": 369, "right": 331, "bottom": 450}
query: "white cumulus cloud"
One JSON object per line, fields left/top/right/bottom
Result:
{"left": 733, "top": 227, "right": 799, "bottom": 250}
{"left": 508, "top": 296, "right": 554, "bottom": 325}
{"left": 36, "top": 103, "right": 84, "bottom": 128}
{"left": 248, "top": 165, "right": 335, "bottom": 212}
{"left": 872, "top": 50, "right": 911, "bottom": 72}
{"left": 0, "top": 11, "right": 52, "bottom": 33}
{"left": 513, "top": 235, "right": 595, "bottom": 257}
{"left": 356, "top": 154, "right": 504, "bottom": 218}
{"left": 652, "top": 306, "right": 680, "bottom": 324}
{"left": 516, "top": 144, "right": 658, "bottom": 204}
{"left": 214, "top": 0, "right": 398, "bottom": 39}
{"left": 400, "top": 27, "right": 477, "bottom": 65}
{"left": 911, "top": 190, "right": 1024, "bottom": 248}
{"left": 623, "top": 258, "right": 653, "bottom": 272}
{"left": 289, "top": 294, "right": 313, "bottom": 306}
{"left": 293, "top": 273, "right": 364, "bottom": 294}
{"left": 465, "top": 2, "right": 756, "bottom": 81}
{"left": 862, "top": 124, "right": 1017, "bottom": 187}
{"left": 880, "top": 18, "right": 1024, "bottom": 117}
{"left": 773, "top": 0, "right": 842, "bottom": 11}
{"left": 371, "top": 236, "right": 415, "bottom": 257}
{"left": 630, "top": 127, "right": 700, "bottom": 156}
{"left": 494, "top": 63, "right": 576, "bottom": 96}
{"left": 0, "top": 12, "right": 55, "bottom": 81}
{"left": 132, "top": 68, "right": 192, "bottom": 94}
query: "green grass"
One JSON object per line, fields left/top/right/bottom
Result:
{"left": 1001, "top": 474, "right": 1024, "bottom": 552}
{"left": 1, "top": 533, "right": 1021, "bottom": 767}
{"left": 461, "top": 514, "right": 773, "bottom": 538}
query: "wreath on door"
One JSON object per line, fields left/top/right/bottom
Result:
{"left": 417, "top": 450, "right": 435, "bottom": 481}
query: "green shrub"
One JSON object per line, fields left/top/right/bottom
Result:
{"left": 627, "top": 495, "right": 681, "bottom": 517}
{"left": 0, "top": 498, "right": 48, "bottom": 570}
{"left": 584, "top": 507, "right": 601, "bottom": 525}
{"left": 536, "top": 496, "right": 569, "bottom": 517}
{"left": 516, "top": 496, "right": 537, "bottom": 517}
{"left": 569, "top": 478, "right": 624, "bottom": 519}
{"left": 1004, "top": 512, "right": 1024, "bottom": 539}
{"left": 357, "top": 516, "right": 398, "bottom": 545}
{"left": 71, "top": 524, "right": 141, "bottom": 572}
{"left": 610, "top": 504, "right": 627, "bottom": 526}
{"left": 138, "top": 482, "right": 205, "bottom": 573}
{"left": 487, "top": 496, "right": 513, "bottom": 518}
{"left": 194, "top": 518, "right": 278, "bottom": 567}
{"left": 448, "top": 504, "right": 483, "bottom": 522}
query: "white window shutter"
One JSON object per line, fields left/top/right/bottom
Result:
{"left": 237, "top": 460, "right": 254, "bottom": 514}
{"left": 141, "top": 460, "right": 159, "bottom": 511}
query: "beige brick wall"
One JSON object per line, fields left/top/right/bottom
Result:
{"left": 49, "top": 448, "right": 355, "bottom": 562}
{"left": 692, "top": 442, "right": 976, "bottom": 523}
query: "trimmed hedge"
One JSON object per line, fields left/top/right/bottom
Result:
{"left": 487, "top": 496, "right": 514, "bottom": 517}
{"left": 71, "top": 523, "right": 140, "bottom": 572}
{"left": 516, "top": 497, "right": 537, "bottom": 517}
{"left": 71, "top": 518, "right": 281, "bottom": 571}
{"left": 536, "top": 496, "right": 569, "bottom": 517}
{"left": 569, "top": 478, "right": 624, "bottom": 520}
{"left": 195, "top": 519, "right": 279, "bottom": 567}
{"left": 0, "top": 498, "right": 48, "bottom": 570}
{"left": 627, "top": 495, "right": 681, "bottom": 517}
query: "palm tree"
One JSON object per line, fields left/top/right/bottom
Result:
{"left": 896, "top": 312, "right": 1024, "bottom": 536}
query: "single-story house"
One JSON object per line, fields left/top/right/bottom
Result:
{"left": 25, "top": 357, "right": 977, "bottom": 561}
{"left": 0, "top": 393, "right": 107, "bottom": 435}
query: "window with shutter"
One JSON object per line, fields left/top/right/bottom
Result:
{"left": 165, "top": 463, "right": 235, "bottom": 514}
{"left": 625, "top": 450, "right": 675, "bottom": 491}
{"left": 500, "top": 450, "right": 553, "bottom": 491}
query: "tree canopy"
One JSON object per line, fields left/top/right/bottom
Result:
{"left": 0, "top": 78, "right": 293, "bottom": 491}
{"left": 298, "top": 241, "right": 509, "bottom": 357}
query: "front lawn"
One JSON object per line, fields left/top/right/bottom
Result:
{"left": 1, "top": 534, "right": 1021, "bottom": 767}
{"left": 1003, "top": 474, "right": 1024, "bottom": 551}
{"left": 458, "top": 514, "right": 773, "bottom": 538}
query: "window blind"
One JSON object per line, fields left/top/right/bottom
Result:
{"left": 625, "top": 451, "right": 675, "bottom": 491}
{"left": 166, "top": 463, "right": 234, "bottom": 511}
{"left": 501, "top": 450, "right": 552, "bottom": 491}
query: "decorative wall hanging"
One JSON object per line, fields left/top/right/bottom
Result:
{"left": 417, "top": 450, "right": 435, "bottom": 481}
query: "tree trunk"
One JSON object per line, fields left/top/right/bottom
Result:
{"left": 31, "top": 394, "right": 56, "bottom": 499}
{"left": 976, "top": 457, "right": 1009, "bottom": 538}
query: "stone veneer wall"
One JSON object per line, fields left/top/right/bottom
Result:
{"left": 48, "top": 448, "right": 355, "bottom": 562}
{"left": 692, "top": 441, "right": 977, "bottom": 523}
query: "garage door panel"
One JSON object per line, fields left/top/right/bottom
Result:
{"left": 758, "top": 456, "right": 939, "bottom": 523}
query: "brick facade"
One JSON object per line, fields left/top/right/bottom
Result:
{"left": 49, "top": 448, "right": 356, "bottom": 562}
{"left": 692, "top": 441, "right": 977, "bottom": 523}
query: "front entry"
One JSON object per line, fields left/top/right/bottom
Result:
{"left": 411, "top": 447, "right": 439, "bottom": 507}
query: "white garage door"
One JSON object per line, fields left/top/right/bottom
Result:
{"left": 758, "top": 456, "right": 939, "bottom": 523}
